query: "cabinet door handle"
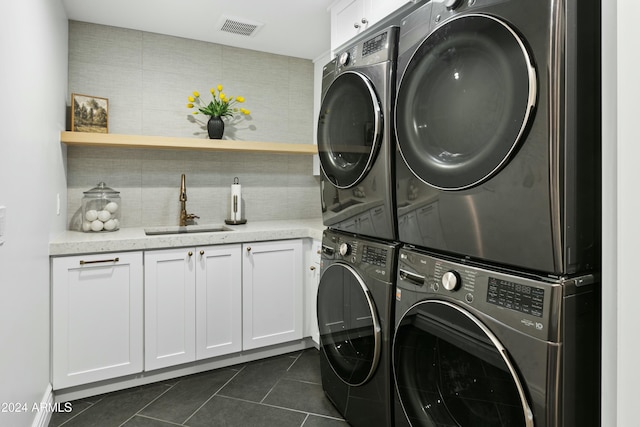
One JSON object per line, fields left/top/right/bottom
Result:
{"left": 246, "top": 247, "right": 252, "bottom": 252}
{"left": 188, "top": 251, "right": 193, "bottom": 257}
{"left": 200, "top": 250, "right": 205, "bottom": 256}
{"left": 79, "top": 257, "right": 119, "bottom": 265}
{"left": 361, "top": 18, "right": 368, "bottom": 24}
{"left": 354, "top": 22, "right": 361, "bottom": 29}
{"left": 310, "top": 266, "right": 316, "bottom": 271}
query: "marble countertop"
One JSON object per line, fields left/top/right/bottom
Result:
{"left": 50, "top": 219, "right": 325, "bottom": 256}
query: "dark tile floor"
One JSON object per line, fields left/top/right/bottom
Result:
{"left": 49, "top": 348, "right": 349, "bottom": 427}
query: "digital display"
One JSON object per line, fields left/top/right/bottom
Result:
{"left": 362, "top": 245, "right": 387, "bottom": 266}
{"left": 486, "top": 277, "right": 544, "bottom": 317}
{"left": 362, "top": 33, "right": 388, "bottom": 56}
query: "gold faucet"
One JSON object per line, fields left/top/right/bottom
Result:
{"left": 179, "top": 174, "right": 199, "bottom": 226}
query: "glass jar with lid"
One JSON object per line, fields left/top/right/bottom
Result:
{"left": 81, "top": 182, "right": 121, "bottom": 232}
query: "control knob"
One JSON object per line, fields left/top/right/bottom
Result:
{"left": 339, "top": 242, "right": 351, "bottom": 256}
{"left": 444, "top": 0, "right": 463, "bottom": 10}
{"left": 338, "top": 51, "right": 351, "bottom": 66}
{"left": 441, "top": 270, "right": 461, "bottom": 291}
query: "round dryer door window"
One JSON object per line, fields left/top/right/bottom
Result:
{"left": 318, "top": 71, "right": 383, "bottom": 189}
{"left": 394, "top": 300, "right": 533, "bottom": 426}
{"left": 317, "top": 263, "right": 381, "bottom": 386}
{"left": 396, "top": 14, "right": 537, "bottom": 190}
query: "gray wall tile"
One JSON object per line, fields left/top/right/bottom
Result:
{"left": 67, "top": 21, "right": 320, "bottom": 229}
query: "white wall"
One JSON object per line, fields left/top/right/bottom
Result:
{"left": 602, "top": 0, "right": 640, "bottom": 425}
{"left": 0, "top": 0, "right": 68, "bottom": 425}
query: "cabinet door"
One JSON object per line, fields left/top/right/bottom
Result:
{"left": 144, "top": 248, "right": 196, "bottom": 371}
{"left": 331, "top": 0, "right": 369, "bottom": 51}
{"left": 52, "top": 252, "right": 143, "bottom": 389}
{"left": 304, "top": 240, "right": 322, "bottom": 346}
{"left": 195, "top": 244, "right": 242, "bottom": 359}
{"left": 369, "top": 0, "right": 409, "bottom": 23}
{"left": 243, "top": 240, "right": 303, "bottom": 350}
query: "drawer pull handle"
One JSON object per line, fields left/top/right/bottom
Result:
{"left": 188, "top": 251, "right": 193, "bottom": 257}
{"left": 247, "top": 247, "right": 251, "bottom": 252}
{"left": 79, "top": 257, "right": 120, "bottom": 265}
{"left": 200, "top": 250, "right": 205, "bottom": 256}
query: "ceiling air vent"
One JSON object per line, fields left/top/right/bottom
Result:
{"left": 217, "top": 16, "right": 264, "bottom": 37}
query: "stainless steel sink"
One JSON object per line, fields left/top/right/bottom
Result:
{"left": 144, "top": 225, "right": 234, "bottom": 235}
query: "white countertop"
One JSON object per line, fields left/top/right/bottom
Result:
{"left": 50, "top": 219, "right": 325, "bottom": 256}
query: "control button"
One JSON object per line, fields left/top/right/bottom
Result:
{"left": 441, "top": 271, "right": 461, "bottom": 291}
{"left": 444, "top": 0, "right": 463, "bottom": 10}
{"left": 339, "top": 242, "right": 351, "bottom": 256}
{"left": 465, "top": 293, "right": 474, "bottom": 303}
{"left": 339, "top": 51, "right": 350, "bottom": 66}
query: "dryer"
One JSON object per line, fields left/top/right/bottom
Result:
{"left": 393, "top": 246, "right": 600, "bottom": 427}
{"left": 394, "top": 0, "right": 600, "bottom": 275}
{"left": 318, "top": 26, "right": 398, "bottom": 241}
{"left": 317, "top": 228, "right": 399, "bottom": 427}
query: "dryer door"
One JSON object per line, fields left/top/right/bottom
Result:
{"left": 317, "top": 263, "right": 381, "bottom": 386}
{"left": 395, "top": 14, "right": 536, "bottom": 190}
{"left": 318, "top": 71, "right": 382, "bottom": 189}
{"left": 394, "top": 300, "right": 534, "bottom": 427}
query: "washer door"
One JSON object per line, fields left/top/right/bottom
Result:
{"left": 318, "top": 71, "right": 383, "bottom": 189}
{"left": 317, "top": 263, "right": 381, "bottom": 386}
{"left": 394, "top": 300, "right": 534, "bottom": 427}
{"left": 396, "top": 14, "right": 536, "bottom": 190}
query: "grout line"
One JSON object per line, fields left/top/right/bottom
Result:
{"left": 117, "top": 383, "right": 176, "bottom": 427}
{"left": 55, "top": 400, "right": 98, "bottom": 426}
{"left": 182, "top": 365, "right": 247, "bottom": 425}
{"left": 286, "top": 350, "right": 304, "bottom": 372}
{"left": 129, "top": 413, "right": 186, "bottom": 426}
{"left": 300, "top": 413, "right": 311, "bottom": 426}
{"left": 217, "top": 394, "right": 346, "bottom": 422}
{"left": 260, "top": 377, "right": 281, "bottom": 404}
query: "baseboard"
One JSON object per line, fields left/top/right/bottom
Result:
{"left": 31, "top": 384, "right": 53, "bottom": 427}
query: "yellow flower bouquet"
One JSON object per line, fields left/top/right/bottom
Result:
{"left": 186, "top": 85, "right": 250, "bottom": 118}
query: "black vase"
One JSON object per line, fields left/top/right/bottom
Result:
{"left": 207, "top": 116, "right": 224, "bottom": 139}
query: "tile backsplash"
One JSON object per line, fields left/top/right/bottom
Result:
{"left": 67, "top": 21, "right": 320, "bottom": 229}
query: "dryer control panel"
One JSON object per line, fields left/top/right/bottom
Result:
{"left": 336, "top": 26, "right": 399, "bottom": 71}
{"left": 322, "top": 229, "right": 398, "bottom": 283}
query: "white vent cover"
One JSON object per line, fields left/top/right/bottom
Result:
{"left": 217, "top": 15, "right": 264, "bottom": 37}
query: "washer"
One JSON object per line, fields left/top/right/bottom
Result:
{"left": 317, "top": 228, "right": 399, "bottom": 427}
{"left": 318, "top": 26, "right": 398, "bottom": 241}
{"left": 394, "top": 0, "right": 600, "bottom": 275}
{"left": 393, "top": 246, "right": 600, "bottom": 427}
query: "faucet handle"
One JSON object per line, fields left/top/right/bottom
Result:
{"left": 186, "top": 213, "right": 200, "bottom": 220}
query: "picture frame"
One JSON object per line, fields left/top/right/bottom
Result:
{"left": 71, "top": 93, "right": 109, "bottom": 133}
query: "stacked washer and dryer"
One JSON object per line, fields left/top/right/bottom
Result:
{"left": 316, "top": 0, "right": 601, "bottom": 426}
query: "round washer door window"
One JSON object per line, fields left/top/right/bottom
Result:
{"left": 317, "top": 263, "right": 381, "bottom": 386}
{"left": 394, "top": 300, "right": 533, "bottom": 426}
{"left": 318, "top": 71, "right": 382, "bottom": 189}
{"left": 396, "top": 14, "right": 537, "bottom": 190}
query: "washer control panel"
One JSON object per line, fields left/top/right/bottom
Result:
{"left": 396, "top": 247, "right": 566, "bottom": 341}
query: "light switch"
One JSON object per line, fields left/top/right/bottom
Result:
{"left": 0, "top": 206, "right": 5, "bottom": 245}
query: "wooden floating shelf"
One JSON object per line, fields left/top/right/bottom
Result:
{"left": 60, "top": 131, "right": 318, "bottom": 155}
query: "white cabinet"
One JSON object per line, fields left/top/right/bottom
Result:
{"left": 304, "top": 239, "right": 322, "bottom": 346}
{"left": 144, "top": 244, "right": 242, "bottom": 371}
{"left": 196, "top": 245, "right": 242, "bottom": 359}
{"left": 242, "top": 240, "right": 304, "bottom": 350}
{"left": 331, "top": 0, "right": 369, "bottom": 50}
{"left": 144, "top": 248, "right": 197, "bottom": 371}
{"left": 330, "top": 0, "right": 410, "bottom": 50}
{"left": 51, "top": 252, "right": 143, "bottom": 389}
